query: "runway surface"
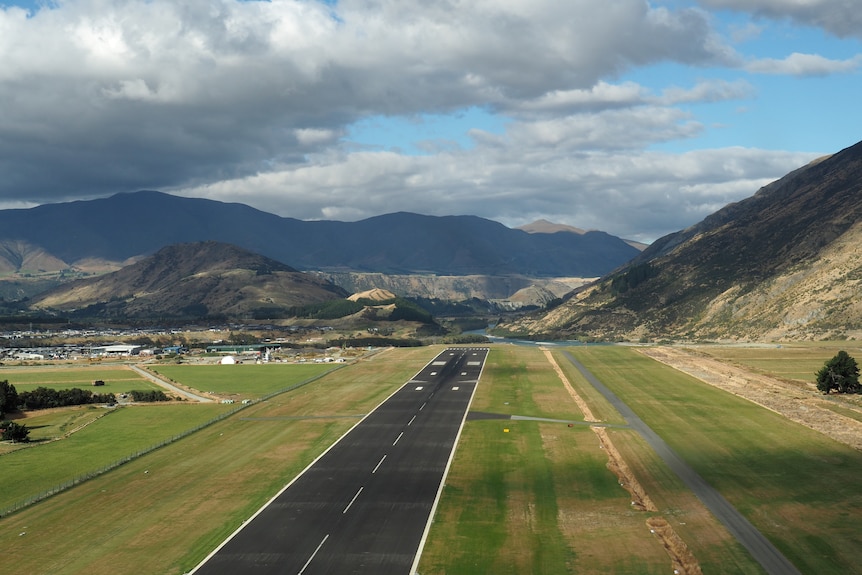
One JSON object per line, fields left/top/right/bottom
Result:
{"left": 191, "top": 347, "right": 488, "bottom": 575}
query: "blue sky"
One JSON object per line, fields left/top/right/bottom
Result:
{"left": 0, "top": 0, "right": 859, "bottom": 242}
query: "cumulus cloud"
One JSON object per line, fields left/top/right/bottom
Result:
{"left": 177, "top": 133, "right": 819, "bottom": 243}
{"left": 0, "top": 0, "right": 735, "bottom": 201}
{"left": 0, "top": 0, "right": 846, "bottom": 243}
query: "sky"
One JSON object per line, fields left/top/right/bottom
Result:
{"left": 0, "top": 1, "right": 860, "bottom": 243}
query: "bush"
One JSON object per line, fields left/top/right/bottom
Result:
{"left": 816, "top": 351, "right": 860, "bottom": 394}
{"left": 129, "top": 390, "right": 170, "bottom": 402}
{"left": 1, "top": 420, "right": 30, "bottom": 442}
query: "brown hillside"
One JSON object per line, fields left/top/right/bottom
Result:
{"left": 502, "top": 140, "right": 862, "bottom": 341}
{"left": 30, "top": 241, "right": 348, "bottom": 318}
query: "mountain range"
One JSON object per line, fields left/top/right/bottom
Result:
{"left": 502, "top": 140, "right": 862, "bottom": 341}
{"left": 0, "top": 191, "right": 639, "bottom": 279}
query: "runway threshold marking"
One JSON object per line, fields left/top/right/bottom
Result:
{"left": 343, "top": 487, "right": 364, "bottom": 514}
{"left": 372, "top": 455, "right": 387, "bottom": 473}
{"left": 298, "top": 534, "right": 329, "bottom": 574}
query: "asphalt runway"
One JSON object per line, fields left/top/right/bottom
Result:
{"left": 562, "top": 350, "right": 802, "bottom": 575}
{"left": 191, "top": 347, "right": 488, "bottom": 575}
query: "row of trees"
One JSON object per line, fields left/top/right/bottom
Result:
{"left": 129, "top": 390, "right": 169, "bottom": 402}
{"left": 17, "top": 386, "right": 117, "bottom": 410}
{"left": 0, "top": 380, "right": 175, "bottom": 418}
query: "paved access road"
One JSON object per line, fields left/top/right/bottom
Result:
{"left": 191, "top": 347, "right": 488, "bottom": 575}
{"left": 562, "top": 350, "right": 802, "bottom": 575}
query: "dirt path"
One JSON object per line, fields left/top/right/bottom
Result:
{"left": 638, "top": 347, "right": 862, "bottom": 451}
{"left": 129, "top": 365, "right": 215, "bottom": 403}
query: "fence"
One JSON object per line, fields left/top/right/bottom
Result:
{"left": 0, "top": 365, "right": 342, "bottom": 519}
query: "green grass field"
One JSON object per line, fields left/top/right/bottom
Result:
{"left": 1, "top": 366, "right": 159, "bottom": 393}
{"left": 0, "top": 404, "right": 234, "bottom": 511}
{"left": 693, "top": 343, "right": 862, "bottom": 383}
{"left": 148, "top": 363, "right": 338, "bottom": 398}
{"left": 2, "top": 345, "right": 861, "bottom": 574}
{"left": 570, "top": 345, "right": 862, "bottom": 574}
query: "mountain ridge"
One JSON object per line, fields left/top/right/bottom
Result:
{"left": 0, "top": 192, "right": 639, "bottom": 280}
{"left": 501, "top": 140, "right": 862, "bottom": 341}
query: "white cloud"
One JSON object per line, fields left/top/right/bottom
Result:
{"left": 745, "top": 52, "right": 862, "bottom": 76}
{"left": 176, "top": 131, "right": 819, "bottom": 243}
{"left": 657, "top": 79, "right": 755, "bottom": 104}
{"left": 0, "top": 0, "right": 850, "bottom": 244}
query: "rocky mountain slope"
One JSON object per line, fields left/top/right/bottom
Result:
{"left": 316, "top": 271, "right": 590, "bottom": 302}
{"left": 501, "top": 140, "right": 862, "bottom": 341}
{"left": 29, "top": 242, "right": 348, "bottom": 319}
{"left": 0, "top": 192, "right": 639, "bottom": 280}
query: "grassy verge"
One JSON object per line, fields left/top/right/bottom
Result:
{"left": 419, "top": 346, "right": 676, "bottom": 574}
{"left": 2, "top": 346, "right": 437, "bottom": 575}
{"left": 570, "top": 345, "right": 862, "bottom": 574}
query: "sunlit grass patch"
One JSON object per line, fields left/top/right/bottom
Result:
{"left": 0, "top": 403, "right": 234, "bottom": 511}
{"left": 2, "top": 367, "right": 156, "bottom": 392}
{"left": 149, "top": 362, "right": 340, "bottom": 398}
{"left": 570, "top": 345, "right": 862, "bottom": 575}
{"left": 694, "top": 343, "right": 862, "bottom": 384}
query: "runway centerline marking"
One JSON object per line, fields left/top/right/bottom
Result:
{"left": 343, "top": 487, "right": 364, "bottom": 514}
{"left": 298, "top": 534, "right": 329, "bottom": 574}
{"left": 393, "top": 431, "right": 404, "bottom": 446}
{"left": 408, "top": 415, "right": 416, "bottom": 426}
{"left": 420, "top": 402, "right": 427, "bottom": 411}
{"left": 372, "top": 455, "right": 387, "bottom": 474}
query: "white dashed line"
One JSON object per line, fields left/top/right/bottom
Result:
{"left": 299, "top": 534, "right": 329, "bottom": 574}
{"left": 373, "top": 455, "right": 387, "bottom": 474}
{"left": 393, "top": 432, "right": 404, "bottom": 445}
{"left": 343, "top": 487, "right": 364, "bottom": 514}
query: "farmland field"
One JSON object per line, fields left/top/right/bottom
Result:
{"left": 0, "top": 366, "right": 159, "bottom": 393}
{"left": 148, "top": 362, "right": 338, "bottom": 399}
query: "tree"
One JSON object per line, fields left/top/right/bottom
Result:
{"left": 816, "top": 351, "right": 860, "bottom": 394}
{"left": 1, "top": 420, "right": 30, "bottom": 442}
{"left": 0, "top": 380, "right": 18, "bottom": 418}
